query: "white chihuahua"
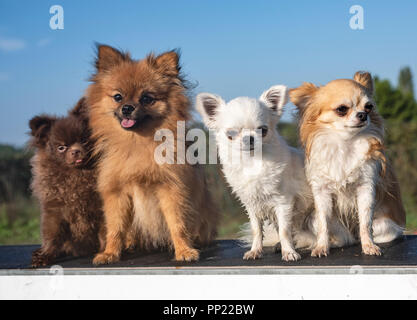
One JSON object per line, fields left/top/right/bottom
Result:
{"left": 196, "top": 86, "right": 312, "bottom": 261}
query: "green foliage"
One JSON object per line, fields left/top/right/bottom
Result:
{"left": 0, "top": 145, "right": 33, "bottom": 203}
{"left": 398, "top": 66, "right": 414, "bottom": 97}
{"left": 0, "top": 145, "right": 40, "bottom": 244}
{"left": 374, "top": 67, "right": 417, "bottom": 231}
{"left": 374, "top": 76, "right": 417, "bottom": 122}
{"left": 278, "top": 122, "right": 299, "bottom": 147}
{"left": 204, "top": 164, "right": 245, "bottom": 238}
{"left": 0, "top": 198, "right": 40, "bottom": 245}
{"left": 383, "top": 120, "right": 417, "bottom": 231}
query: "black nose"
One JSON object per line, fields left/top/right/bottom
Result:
{"left": 71, "top": 149, "right": 81, "bottom": 156}
{"left": 356, "top": 112, "right": 368, "bottom": 122}
{"left": 122, "top": 104, "right": 135, "bottom": 116}
{"left": 243, "top": 135, "right": 255, "bottom": 146}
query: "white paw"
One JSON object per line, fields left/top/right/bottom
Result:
{"left": 243, "top": 250, "right": 263, "bottom": 260}
{"left": 282, "top": 250, "right": 301, "bottom": 262}
{"left": 362, "top": 243, "right": 382, "bottom": 256}
{"left": 311, "top": 245, "right": 329, "bottom": 258}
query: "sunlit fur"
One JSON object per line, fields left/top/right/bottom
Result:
{"left": 290, "top": 71, "right": 406, "bottom": 257}
{"left": 196, "top": 86, "right": 313, "bottom": 261}
{"left": 86, "top": 45, "right": 218, "bottom": 264}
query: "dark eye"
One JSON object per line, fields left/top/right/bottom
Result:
{"left": 57, "top": 145, "right": 67, "bottom": 153}
{"left": 226, "top": 129, "right": 238, "bottom": 140}
{"left": 113, "top": 94, "right": 123, "bottom": 103}
{"left": 364, "top": 103, "right": 374, "bottom": 113}
{"left": 335, "top": 105, "right": 349, "bottom": 116}
{"left": 258, "top": 125, "right": 268, "bottom": 137}
{"left": 139, "top": 94, "right": 155, "bottom": 106}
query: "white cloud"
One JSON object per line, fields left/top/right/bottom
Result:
{"left": 37, "top": 38, "right": 51, "bottom": 47}
{"left": 0, "top": 36, "right": 25, "bottom": 52}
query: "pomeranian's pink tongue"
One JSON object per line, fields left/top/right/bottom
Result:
{"left": 121, "top": 119, "right": 136, "bottom": 128}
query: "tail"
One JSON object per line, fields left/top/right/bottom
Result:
{"left": 238, "top": 221, "right": 279, "bottom": 247}
{"left": 372, "top": 217, "right": 404, "bottom": 243}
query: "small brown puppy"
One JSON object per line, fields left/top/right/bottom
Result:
{"left": 87, "top": 45, "right": 218, "bottom": 264}
{"left": 30, "top": 99, "right": 105, "bottom": 267}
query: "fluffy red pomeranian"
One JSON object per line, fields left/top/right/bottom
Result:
{"left": 29, "top": 98, "right": 105, "bottom": 267}
{"left": 86, "top": 45, "right": 218, "bottom": 264}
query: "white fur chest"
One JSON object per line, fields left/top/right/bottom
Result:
{"left": 220, "top": 149, "right": 287, "bottom": 215}
{"left": 307, "top": 134, "right": 371, "bottom": 191}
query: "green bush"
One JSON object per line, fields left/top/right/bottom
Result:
{"left": 0, "top": 198, "right": 40, "bottom": 245}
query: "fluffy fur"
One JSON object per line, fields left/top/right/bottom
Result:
{"left": 30, "top": 99, "right": 105, "bottom": 267}
{"left": 290, "top": 71, "right": 406, "bottom": 257}
{"left": 86, "top": 45, "right": 218, "bottom": 264}
{"left": 196, "top": 86, "right": 313, "bottom": 261}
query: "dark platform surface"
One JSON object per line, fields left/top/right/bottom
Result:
{"left": 1, "top": 236, "right": 417, "bottom": 274}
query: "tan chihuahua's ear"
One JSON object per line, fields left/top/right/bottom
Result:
{"left": 289, "top": 82, "right": 318, "bottom": 111}
{"left": 95, "top": 44, "right": 131, "bottom": 72}
{"left": 353, "top": 71, "right": 374, "bottom": 94}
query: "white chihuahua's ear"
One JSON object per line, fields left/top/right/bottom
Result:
{"left": 195, "top": 93, "right": 225, "bottom": 128}
{"left": 259, "top": 85, "right": 288, "bottom": 116}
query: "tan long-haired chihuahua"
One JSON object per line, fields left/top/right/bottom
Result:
{"left": 86, "top": 45, "right": 218, "bottom": 264}
{"left": 290, "top": 71, "right": 405, "bottom": 257}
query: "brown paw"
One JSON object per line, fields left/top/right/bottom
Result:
{"left": 362, "top": 243, "right": 382, "bottom": 256}
{"left": 311, "top": 245, "right": 329, "bottom": 258}
{"left": 124, "top": 237, "right": 137, "bottom": 253}
{"left": 175, "top": 247, "right": 200, "bottom": 262}
{"left": 243, "top": 249, "right": 263, "bottom": 260}
{"left": 92, "top": 252, "right": 120, "bottom": 265}
{"left": 31, "top": 249, "right": 53, "bottom": 268}
{"left": 124, "top": 244, "right": 137, "bottom": 254}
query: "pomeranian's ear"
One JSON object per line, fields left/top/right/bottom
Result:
{"left": 259, "top": 85, "right": 288, "bottom": 116}
{"left": 95, "top": 44, "right": 131, "bottom": 72}
{"left": 152, "top": 50, "right": 180, "bottom": 77}
{"left": 289, "top": 82, "right": 318, "bottom": 111}
{"left": 353, "top": 71, "right": 374, "bottom": 94}
{"left": 195, "top": 93, "right": 225, "bottom": 128}
{"left": 29, "top": 115, "right": 56, "bottom": 147}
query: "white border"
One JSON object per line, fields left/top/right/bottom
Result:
{"left": 1, "top": 274, "right": 417, "bottom": 299}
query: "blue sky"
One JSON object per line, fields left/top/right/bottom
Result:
{"left": 0, "top": 0, "right": 416, "bottom": 146}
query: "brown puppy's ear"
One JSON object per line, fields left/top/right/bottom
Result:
{"left": 69, "top": 97, "right": 88, "bottom": 118}
{"left": 152, "top": 50, "right": 180, "bottom": 77}
{"left": 29, "top": 115, "right": 56, "bottom": 147}
{"left": 353, "top": 71, "right": 374, "bottom": 94}
{"left": 289, "top": 82, "right": 318, "bottom": 111}
{"left": 95, "top": 44, "right": 130, "bottom": 72}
